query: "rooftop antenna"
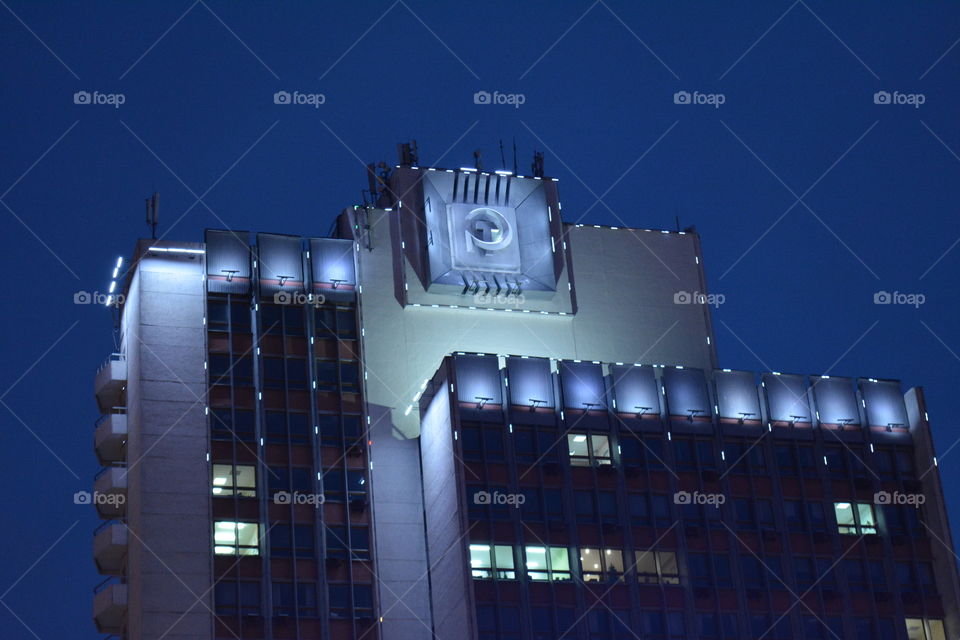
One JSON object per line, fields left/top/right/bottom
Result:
{"left": 531, "top": 151, "right": 544, "bottom": 178}
{"left": 397, "top": 140, "right": 418, "bottom": 167}
{"left": 512, "top": 138, "right": 518, "bottom": 175}
{"left": 473, "top": 149, "right": 483, "bottom": 171}
{"left": 499, "top": 140, "right": 506, "bottom": 171}
{"left": 145, "top": 192, "right": 159, "bottom": 239}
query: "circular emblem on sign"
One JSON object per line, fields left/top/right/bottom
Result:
{"left": 465, "top": 207, "right": 514, "bottom": 252}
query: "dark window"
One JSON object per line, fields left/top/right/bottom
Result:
{"left": 263, "top": 357, "right": 284, "bottom": 389}
{"left": 627, "top": 493, "right": 650, "bottom": 525}
{"left": 776, "top": 445, "right": 796, "bottom": 475}
{"left": 214, "top": 580, "right": 260, "bottom": 616}
{"left": 260, "top": 305, "right": 283, "bottom": 335}
{"left": 208, "top": 300, "right": 229, "bottom": 328}
{"left": 270, "top": 524, "right": 314, "bottom": 558}
{"left": 574, "top": 491, "right": 596, "bottom": 522}
{"left": 316, "top": 360, "right": 338, "bottom": 391}
{"left": 340, "top": 361, "right": 360, "bottom": 392}
{"left": 286, "top": 358, "right": 307, "bottom": 389}
{"left": 336, "top": 309, "right": 357, "bottom": 339}
{"left": 784, "top": 500, "right": 806, "bottom": 532}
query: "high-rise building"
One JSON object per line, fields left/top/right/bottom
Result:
{"left": 91, "top": 150, "right": 960, "bottom": 640}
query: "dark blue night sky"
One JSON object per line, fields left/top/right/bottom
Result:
{"left": 1, "top": 2, "right": 958, "bottom": 636}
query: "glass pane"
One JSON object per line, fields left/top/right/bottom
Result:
{"left": 904, "top": 619, "right": 925, "bottom": 640}
{"left": 857, "top": 503, "right": 876, "bottom": 527}
{"left": 214, "top": 521, "right": 237, "bottom": 544}
{"left": 659, "top": 552, "right": 679, "bottom": 583}
{"left": 212, "top": 464, "right": 232, "bottom": 496}
{"left": 604, "top": 549, "right": 624, "bottom": 574}
{"left": 580, "top": 548, "right": 602, "bottom": 579}
{"left": 834, "top": 502, "right": 856, "bottom": 533}
{"left": 592, "top": 435, "right": 611, "bottom": 460}
{"left": 236, "top": 522, "right": 258, "bottom": 553}
{"left": 526, "top": 546, "right": 548, "bottom": 581}
{"left": 568, "top": 434, "right": 590, "bottom": 459}
{"left": 928, "top": 620, "right": 946, "bottom": 640}
{"left": 635, "top": 550, "right": 657, "bottom": 580}
{"left": 469, "top": 544, "right": 491, "bottom": 578}
{"left": 494, "top": 545, "right": 515, "bottom": 571}
{"left": 550, "top": 547, "right": 570, "bottom": 572}
{"left": 234, "top": 465, "right": 256, "bottom": 496}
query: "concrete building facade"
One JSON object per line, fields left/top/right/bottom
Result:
{"left": 91, "top": 151, "right": 959, "bottom": 640}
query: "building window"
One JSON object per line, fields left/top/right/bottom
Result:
{"left": 525, "top": 546, "right": 571, "bottom": 581}
{"left": 270, "top": 524, "right": 314, "bottom": 558}
{"left": 214, "top": 580, "right": 260, "bottom": 616}
{"left": 636, "top": 550, "right": 679, "bottom": 584}
{"left": 325, "top": 525, "right": 371, "bottom": 562}
{"left": 340, "top": 361, "right": 360, "bottom": 392}
{"left": 211, "top": 464, "right": 256, "bottom": 498}
{"left": 469, "top": 544, "right": 515, "bottom": 579}
{"left": 211, "top": 408, "right": 255, "bottom": 442}
{"left": 567, "top": 433, "right": 612, "bottom": 467}
{"left": 834, "top": 502, "right": 877, "bottom": 535}
{"left": 213, "top": 521, "right": 259, "bottom": 555}
{"left": 906, "top": 619, "right": 947, "bottom": 640}
{"left": 273, "top": 582, "right": 316, "bottom": 617}
{"left": 580, "top": 548, "right": 624, "bottom": 582}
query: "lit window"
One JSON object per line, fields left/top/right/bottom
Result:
{"left": 567, "top": 433, "right": 613, "bottom": 467}
{"left": 525, "top": 545, "right": 571, "bottom": 581}
{"left": 636, "top": 550, "right": 679, "bottom": 584}
{"left": 580, "top": 548, "right": 624, "bottom": 582}
{"left": 469, "top": 544, "right": 515, "bottom": 579}
{"left": 834, "top": 502, "right": 877, "bottom": 535}
{"left": 212, "top": 464, "right": 256, "bottom": 497}
{"left": 906, "top": 619, "right": 946, "bottom": 640}
{"left": 214, "top": 521, "right": 259, "bottom": 555}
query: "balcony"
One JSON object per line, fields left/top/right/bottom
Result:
{"left": 93, "top": 521, "right": 128, "bottom": 575}
{"left": 93, "top": 465, "right": 128, "bottom": 519}
{"left": 94, "top": 353, "right": 126, "bottom": 413}
{"left": 94, "top": 409, "right": 127, "bottom": 466}
{"left": 93, "top": 578, "right": 127, "bottom": 634}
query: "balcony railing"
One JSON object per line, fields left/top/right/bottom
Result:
{"left": 94, "top": 407, "right": 127, "bottom": 429}
{"left": 94, "top": 463, "right": 127, "bottom": 482}
{"left": 97, "top": 353, "right": 125, "bottom": 375}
